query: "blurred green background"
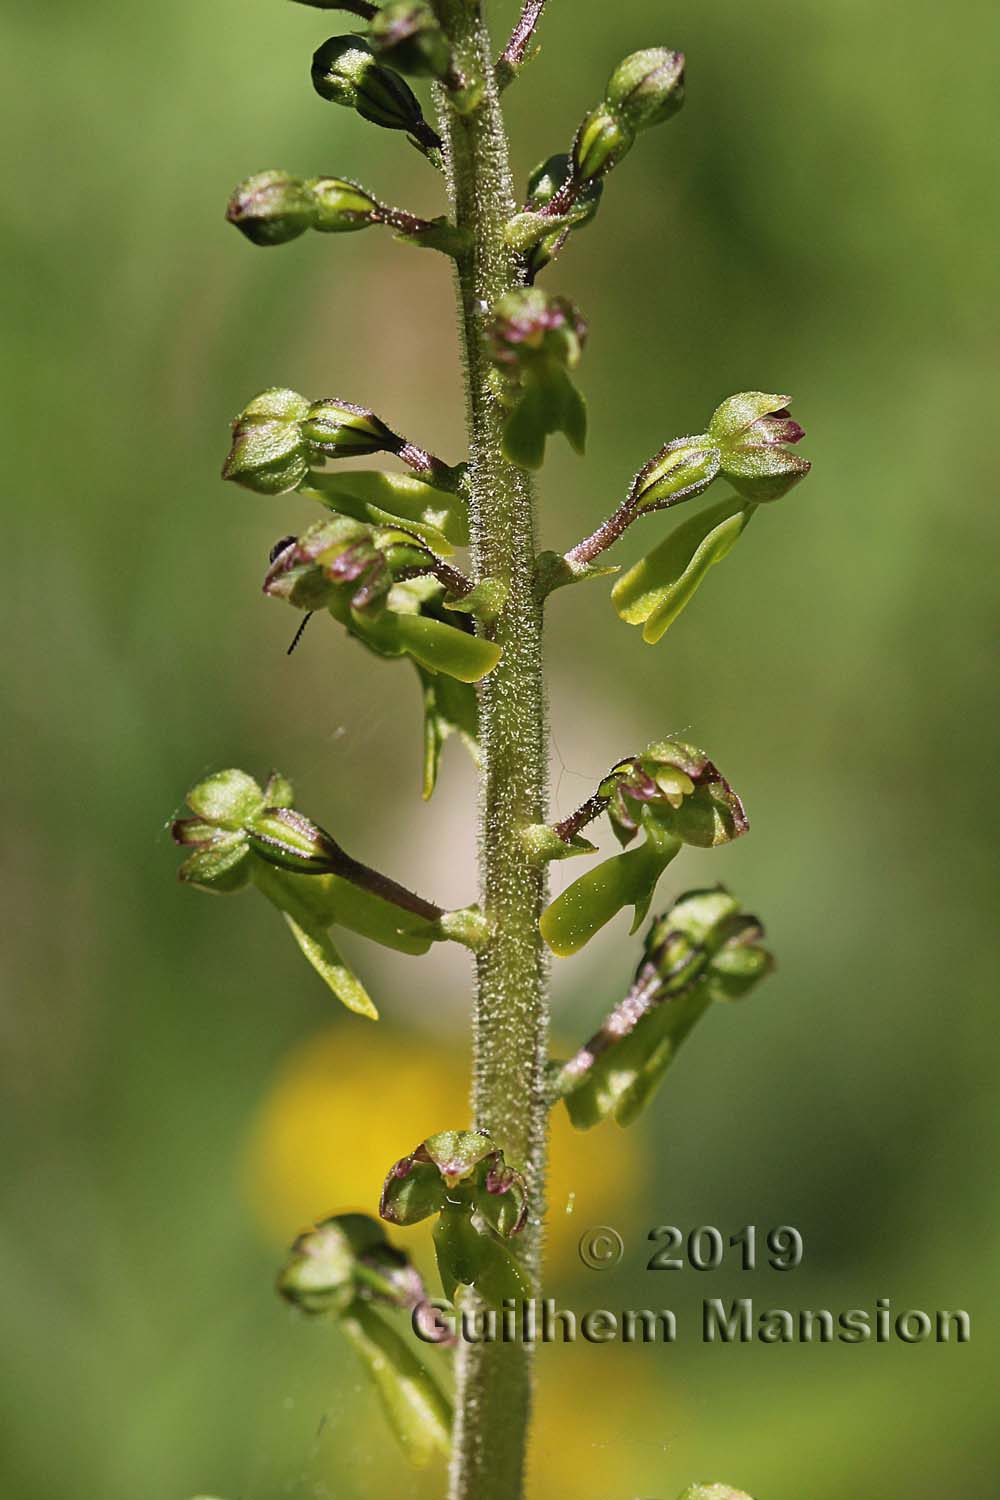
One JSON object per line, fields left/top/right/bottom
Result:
{"left": 4, "top": 1, "right": 997, "bottom": 1495}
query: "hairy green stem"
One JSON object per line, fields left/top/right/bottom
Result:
{"left": 436, "top": 5, "right": 549, "bottom": 1497}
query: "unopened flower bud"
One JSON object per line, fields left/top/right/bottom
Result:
{"left": 572, "top": 103, "right": 634, "bottom": 182}
{"left": 708, "top": 392, "right": 810, "bottom": 502}
{"left": 606, "top": 48, "right": 686, "bottom": 133}
{"left": 308, "top": 175, "right": 380, "bottom": 232}
{"left": 523, "top": 153, "right": 603, "bottom": 276}
{"left": 369, "top": 3, "right": 452, "bottom": 80}
{"left": 556, "top": 889, "right": 772, "bottom": 1128}
{"left": 645, "top": 888, "right": 773, "bottom": 1005}
{"left": 246, "top": 805, "right": 346, "bottom": 874}
{"left": 222, "top": 388, "right": 311, "bottom": 494}
{"left": 278, "top": 1214, "right": 388, "bottom": 1316}
{"left": 632, "top": 435, "right": 721, "bottom": 510}
{"left": 301, "top": 397, "right": 398, "bottom": 458}
{"left": 311, "top": 34, "right": 441, "bottom": 148}
{"left": 225, "top": 170, "right": 316, "bottom": 246}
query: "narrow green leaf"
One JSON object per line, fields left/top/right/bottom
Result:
{"left": 249, "top": 864, "right": 377, "bottom": 1016}
{"left": 501, "top": 371, "right": 587, "bottom": 469}
{"left": 394, "top": 615, "right": 501, "bottom": 682}
{"left": 339, "top": 1300, "right": 452, "bottom": 1468}
{"left": 502, "top": 386, "right": 547, "bottom": 470}
{"left": 253, "top": 862, "right": 434, "bottom": 963}
{"left": 539, "top": 822, "right": 680, "bottom": 957}
{"left": 559, "top": 370, "right": 588, "bottom": 455}
{"left": 611, "top": 497, "right": 754, "bottom": 643}
{"left": 282, "top": 912, "right": 378, "bottom": 1019}
{"left": 565, "top": 988, "right": 713, "bottom": 1129}
{"left": 340, "top": 602, "right": 501, "bottom": 683}
{"left": 418, "top": 668, "right": 480, "bottom": 799}
{"left": 302, "top": 470, "right": 469, "bottom": 551}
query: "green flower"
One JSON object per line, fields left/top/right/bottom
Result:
{"left": 709, "top": 391, "right": 810, "bottom": 502}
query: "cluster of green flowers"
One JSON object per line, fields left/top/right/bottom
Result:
{"left": 172, "top": 3, "right": 809, "bottom": 1485}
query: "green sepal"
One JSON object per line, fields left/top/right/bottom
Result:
{"left": 381, "top": 1129, "right": 500, "bottom": 1226}
{"left": 301, "top": 468, "right": 469, "bottom": 550}
{"left": 187, "top": 768, "right": 265, "bottom": 828}
{"left": 381, "top": 1131, "right": 528, "bottom": 1240}
{"left": 642, "top": 779, "right": 748, "bottom": 851}
{"left": 247, "top": 806, "right": 343, "bottom": 874}
{"left": 476, "top": 1159, "right": 529, "bottom": 1239}
{"left": 417, "top": 1129, "right": 499, "bottom": 1184}
{"left": 380, "top": 1155, "right": 446, "bottom": 1227}
{"left": 262, "top": 770, "right": 295, "bottom": 808}
{"left": 539, "top": 815, "right": 680, "bottom": 957}
{"left": 339, "top": 1299, "right": 452, "bottom": 1468}
{"left": 572, "top": 104, "right": 635, "bottom": 181}
{"left": 534, "top": 549, "right": 619, "bottom": 599}
{"left": 706, "top": 929, "right": 774, "bottom": 1001}
{"left": 707, "top": 392, "right": 810, "bottom": 502}
{"left": 419, "top": 667, "right": 480, "bottom": 799}
{"left": 521, "top": 824, "right": 598, "bottom": 864}
{"left": 709, "top": 392, "right": 792, "bottom": 444}
{"left": 433, "top": 1207, "right": 531, "bottom": 1307}
{"left": 600, "top": 740, "right": 749, "bottom": 850}
{"left": 612, "top": 497, "right": 754, "bottom": 643}
{"left": 176, "top": 831, "right": 252, "bottom": 893}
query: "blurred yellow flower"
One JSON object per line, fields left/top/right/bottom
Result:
{"left": 530, "top": 1345, "right": 682, "bottom": 1496}
{"left": 243, "top": 1021, "right": 643, "bottom": 1269}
